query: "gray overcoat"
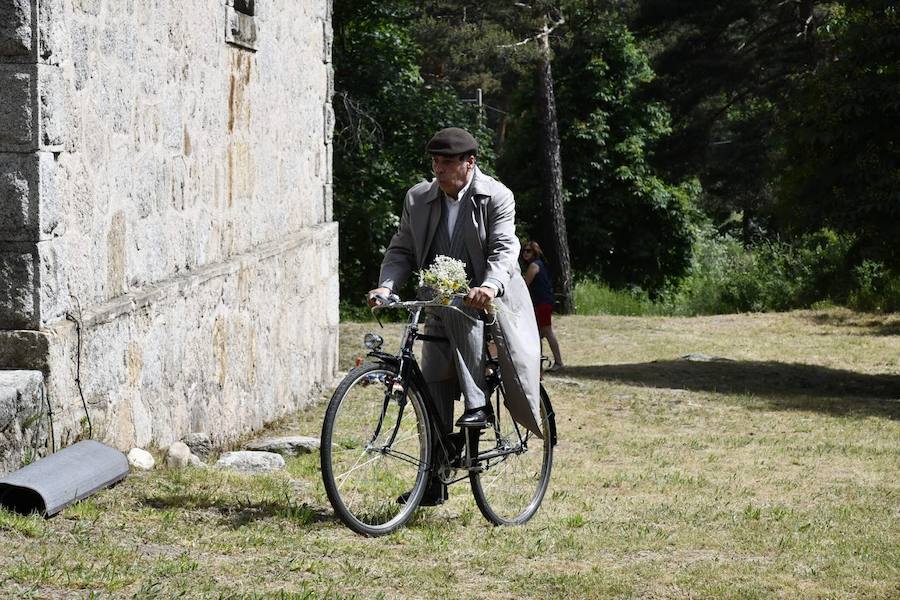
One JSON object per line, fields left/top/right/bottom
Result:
{"left": 378, "top": 167, "right": 543, "bottom": 436}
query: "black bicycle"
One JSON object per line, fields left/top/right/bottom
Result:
{"left": 320, "top": 296, "right": 558, "bottom": 536}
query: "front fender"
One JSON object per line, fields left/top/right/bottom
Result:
{"left": 366, "top": 351, "right": 400, "bottom": 368}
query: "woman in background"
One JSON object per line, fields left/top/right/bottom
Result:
{"left": 521, "top": 241, "right": 564, "bottom": 371}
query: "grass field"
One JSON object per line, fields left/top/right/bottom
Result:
{"left": 1, "top": 309, "right": 898, "bottom": 599}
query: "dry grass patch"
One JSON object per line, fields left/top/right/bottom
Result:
{"left": 0, "top": 309, "right": 897, "bottom": 599}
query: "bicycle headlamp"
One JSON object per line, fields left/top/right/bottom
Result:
{"left": 363, "top": 333, "right": 384, "bottom": 350}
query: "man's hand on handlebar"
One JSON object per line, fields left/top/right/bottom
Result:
{"left": 464, "top": 286, "right": 496, "bottom": 312}
{"left": 367, "top": 287, "right": 392, "bottom": 308}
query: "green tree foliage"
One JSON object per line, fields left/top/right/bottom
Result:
{"left": 630, "top": 0, "right": 820, "bottom": 240}
{"left": 411, "top": 2, "right": 540, "bottom": 97}
{"left": 777, "top": 1, "right": 900, "bottom": 269}
{"left": 502, "top": 3, "right": 698, "bottom": 293}
{"left": 627, "top": 0, "right": 898, "bottom": 309}
{"left": 332, "top": 0, "right": 490, "bottom": 308}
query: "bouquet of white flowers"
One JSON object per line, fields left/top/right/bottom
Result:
{"left": 419, "top": 255, "right": 470, "bottom": 304}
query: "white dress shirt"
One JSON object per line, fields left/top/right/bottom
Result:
{"left": 442, "top": 172, "right": 497, "bottom": 293}
{"left": 443, "top": 175, "right": 472, "bottom": 237}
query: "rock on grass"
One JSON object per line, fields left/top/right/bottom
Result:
{"left": 245, "top": 436, "right": 320, "bottom": 456}
{"left": 215, "top": 451, "right": 286, "bottom": 473}
{"left": 127, "top": 448, "right": 155, "bottom": 470}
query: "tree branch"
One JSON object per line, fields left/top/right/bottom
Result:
{"left": 334, "top": 92, "right": 383, "bottom": 152}
{"left": 497, "top": 16, "right": 565, "bottom": 49}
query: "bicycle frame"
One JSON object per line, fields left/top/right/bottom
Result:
{"left": 365, "top": 298, "right": 544, "bottom": 478}
{"left": 364, "top": 362, "right": 446, "bottom": 469}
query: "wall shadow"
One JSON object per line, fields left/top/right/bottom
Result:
{"left": 559, "top": 360, "right": 900, "bottom": 419}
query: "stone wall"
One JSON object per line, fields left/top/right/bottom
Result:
{"left": 0, "top": 370, "right": 47, "bottom": 472}
{"left": 0, "top": 0, "right": 337, "bottom": 469}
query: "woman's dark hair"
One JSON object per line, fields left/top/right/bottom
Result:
{"left": 522, "top": 240, "right": 545, "bottom": 261}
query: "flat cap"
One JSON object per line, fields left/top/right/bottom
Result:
{"left": 426, "top": 127, "right": 478, "bottom": 156}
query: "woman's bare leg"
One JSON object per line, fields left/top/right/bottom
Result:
{"left": 539, "top": 325, "right": 563, "bottom": 366}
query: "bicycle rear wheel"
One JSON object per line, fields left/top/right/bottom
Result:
{"left": 469, "top": 384, "right": 553, "bottom": 526}
{"left": 321, "top": 363, "right": 431, "bottom": 536}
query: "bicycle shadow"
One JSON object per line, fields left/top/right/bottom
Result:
{"left": 557, "top": 360, "right": 900, "bottom": 419}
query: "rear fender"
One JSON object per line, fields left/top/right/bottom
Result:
{"left": 540, "top": 385, "right": 559, "bottom": 447}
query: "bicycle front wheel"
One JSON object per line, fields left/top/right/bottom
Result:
{"left": 321, "top": 362, "right": 431, "bottom": 536}
{"left": 470, "top": 384, "right": 554, "bottom": 526}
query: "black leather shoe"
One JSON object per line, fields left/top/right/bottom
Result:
{"left": 396, "top": 478, "right": 447, "bottom": 506}
{"left": 455, "top": 407, "right": 493, "bottom": 429}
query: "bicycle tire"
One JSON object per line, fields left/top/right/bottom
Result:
{"left": 321, "top": 362, "right": 431, "bottom": 536}
{"left": 469, "top": 384, "right": 553, "bottom": 526}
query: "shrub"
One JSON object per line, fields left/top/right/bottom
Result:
{"left": 655, "top": 227, "right": 862, "bottom": 314}
{"left": 573, "top": 280, "right": 659, "bottom": 316}
{"left": 849, "top": 261, "right": 900, "bottom": 312}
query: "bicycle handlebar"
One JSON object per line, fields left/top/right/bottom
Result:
{"left": 370, "top": 294, "right": 486, "bottom": 324}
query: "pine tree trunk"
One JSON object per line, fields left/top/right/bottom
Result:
{"left": 536, "top": 27, "right": 575, "bottom": 314}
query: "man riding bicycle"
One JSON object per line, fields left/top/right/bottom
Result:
{"left": 367, "top": 127, "right": 542, "bottom": 506}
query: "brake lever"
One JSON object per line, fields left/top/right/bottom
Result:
{"left": 370, "top": 293, "right": 399, "bottom": 328}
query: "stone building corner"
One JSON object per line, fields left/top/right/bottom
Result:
{"left": 0, "top": 0, "right": 338, "bottom": 474}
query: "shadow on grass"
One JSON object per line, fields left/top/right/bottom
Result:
{"left": 139, "top": 494, "right": 335, "bottom": 529}
{"left": 807, "top": 312, "right": 900, "bottom": 336}
{"left": 557, "top": 360, "right": 900, "bottom": 419}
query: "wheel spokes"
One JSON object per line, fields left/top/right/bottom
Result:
{"left": 323, "top": 366, "right": 429, "bottom": 532}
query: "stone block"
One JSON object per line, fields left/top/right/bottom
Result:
{"left": 38, "top": 239, "right": 69, "bottom": 324}
{"left": 0, "top": 153, "right": 35, "bottom": 239}
{"left": 73, "top": 0, "right": 101, "bottom": 16}
{"left": 38, "top": 0, "right": 69, "bottom": 65}
{"left": 96, "top": 74, "right": 133, "bottom": 137}
{"left": 0, "top": 247, "right": 37, "bottom": 328}
{"left": 0, "top": 66, "right": 34, "bottom": 148}
{"left": 0, "top": 152, "right": 62, "bottom": 242}
{"left": 322, "top": 20, "right": 332, "bottom": 64}
{"left": 325, "top": 65, "right": 334, "bottom": 100}
{"left": 0, "top": 330, "right": 49, "bottom": 370}
{"left": 0, "top": 370, "right": 47, "bottom": 475}
{"left": 36, "top": 152, "right": 62, "bottom": 237}
{"left": 323, "top": 103, "right": 334, "bottom": 143}
{"left": 69, "top": 19, "right": 92, "bottom": 91}
{"left": 39, "top": 66, "right": 67, "bottom": 147}
{"left": 0, "top": 64, "right": 64, "bottom": 151}
{"left": 323, "top": 139, "right": 332, "bottom": 184}
{"left": 106, "top": 211, "right": 127, "bottom": 299}
{"left": 323, "top": 182, "right": 332, "bottom": 222}
{"left": 0, "top": 0, "right": 32, "bottom": 58}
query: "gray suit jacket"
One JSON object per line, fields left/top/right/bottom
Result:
{"left": 378, "top": 167, "right": 543, "bottom": 436}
